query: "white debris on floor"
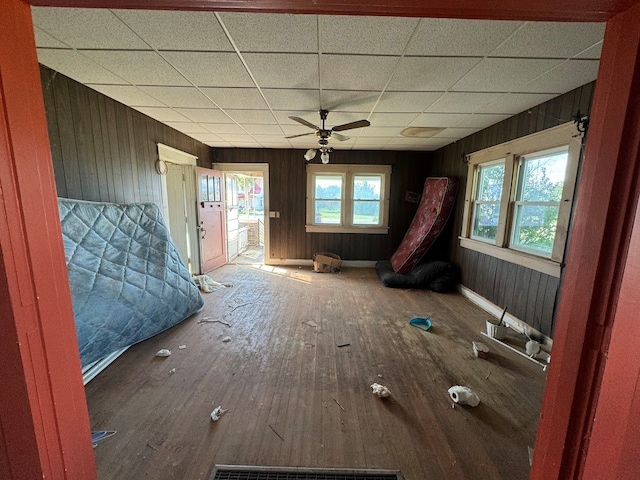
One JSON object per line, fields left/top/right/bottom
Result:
{"left": 370, "top": 383, "right": 391, "bottom": 398}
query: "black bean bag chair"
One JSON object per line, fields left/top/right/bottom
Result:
{"left": 375, "top": 259, "right": 459, "bottom": 293}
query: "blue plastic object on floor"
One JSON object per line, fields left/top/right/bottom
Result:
{"left": 409, "top": 317, "right": 432, "bottom": 331}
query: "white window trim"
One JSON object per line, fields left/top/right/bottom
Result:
{"left": 306, "top": 164, "right": 392, "bottom": 234}
{"left": 460, "top": 122, "right": 582, "bottom": 277}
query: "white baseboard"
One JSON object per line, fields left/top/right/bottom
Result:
{"left": 459, "top": 285, "right": 553, "bottom": 351}
{"left": 267, "top": 259, "right": 376, "bottom": 268}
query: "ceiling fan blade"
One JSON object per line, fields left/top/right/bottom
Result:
{"left": 331, "top": 132, "right": 349, "bottom": 141}
{"left": 331, "top": 119, "right": 371, "bottom": 132}
{"left": 285, "top": 132, "right": 315, "bottom": 139}
{"left": 289, "top": 116, "right": 320, "bottom": 130}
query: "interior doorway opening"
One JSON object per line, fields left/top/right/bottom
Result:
{"left": 214, "top": 163, "right": 269, "bottom": 265}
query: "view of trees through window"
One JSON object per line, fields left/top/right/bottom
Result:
{"left": 471, "top": 148, "right": 568, "bottom": 256}
{"left": 314, "top": 174, "right": 381, "bottom": 225}
{"left": 512, "top": 150, "right": 567, "bottom": 254}
{"left": 472, "top": 162, "right": 505, "bottom": 241}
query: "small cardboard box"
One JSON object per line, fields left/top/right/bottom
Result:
{"left": 313, "top": 252, "right": 342, "bottom": 273}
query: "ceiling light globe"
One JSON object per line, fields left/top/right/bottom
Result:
{"left": 321, "top": 151, "right": 330, "bottom": 164}
{"left": 304, "top": 149, "right": 317, "bottom": 161}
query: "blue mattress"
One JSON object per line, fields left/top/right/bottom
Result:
{"left": 58, "top": 198, "right": 203, "bottom": 367}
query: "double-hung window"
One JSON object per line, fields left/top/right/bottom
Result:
{"left": 460, "top": 123, "right": 581, "bottom": 277}
{"left": 306, "top": 164, "right": 391, "bottom": 234}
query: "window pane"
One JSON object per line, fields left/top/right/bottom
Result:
{"left": 472, "top": 203, "right": 500, "bottom": 240}
{"left": 353, "top": 201, "right": 380, "bottom": 225}
{"left": 476, "top": 163, "right": 505, "bottom": 201}
{"left": 519, "top": 150, "right": 567, "bottom": 202}
{"left": 315, "top": 175, "right": 342, "bottom": 199}
{"left": 353, "top": 175, "right": 381, "bottom": 200}
{"left": 315, "top": 200, "right": 341, "bottom": 224}
{"left": 512, "top": 204, "right": 559, "bottom": 255}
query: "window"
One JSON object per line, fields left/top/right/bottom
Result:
{"left": 306, "top": 164, "right": 391, "bottom": 234}
{"left": 460, "top": 123, "right": 581, "bottom": 277}
{"left": 471, "top": 160, "right": 505, "bottom": 242}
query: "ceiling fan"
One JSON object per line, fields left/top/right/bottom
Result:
{"left": 286, "top": 109, "right": 370, "bottom": 163}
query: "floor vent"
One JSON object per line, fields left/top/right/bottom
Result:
{"left": 209, "top": 465, "right": 404, "bottom": 480}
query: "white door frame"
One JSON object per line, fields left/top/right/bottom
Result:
{"left": 157, "top": 143, "right": 200, "bottom": 273}
{"left": 213, "top": 163, "right": 270, "bottom": 265}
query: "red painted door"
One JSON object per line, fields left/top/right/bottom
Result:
{"left": 197, "top": 168, "right": 226, "bottom": 273}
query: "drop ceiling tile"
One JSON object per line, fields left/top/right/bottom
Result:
{"left": 406, "top": 18, "right": 522, "bottom": 56}
{"left": 252, "top": 135, "right": 290, "bottom": 144}
{"left": 32, "top": 7, "right": 149, "bottom": 49}
{"left": 452, "top": 114, "right": 511, "bottom": 128}
{"left": 175, "top": 108, "right": 233, "bottom": 123}
{"left": 34, "top": 28, "right": 67, "bottom": 48}
{"left": 387, "top": 57, "right": 481, "bottom": 91}
{"left": 133, "top": 107, "right": 191, "bottom": 122}
{"left": 451, "top": 58, "right": 563, "bottom": 92}
{"left": 226, "top": 110, "right": 276, "bottom": 124}
{"left": 161, "top": 52, "right": 253, "bottom": 87}
{"left": 575, "top": 41, "right": 603, "bottom": 59}
{"left": 374, "top": 91, "right": 443, "bottom": 113}
{"left": 490, "top": 21, "right": 605, "bottom": 58}
{"left": 241, "top": 124, "right": 284, "bottom": 135}
{"left": 409, "top": 113, "right": 472, "bottom": 127}
{"left": 243, "top": 53, "right": 318, "bottom": 89}
{"left": 219, "top": 13, "right": 317, "bottom": 53}
{"left": 81, "top": 50, "right": 190, "bottom": 86}
{"left": 320, "top": 55, "right": 398, "bottom": 90}
{"left": 263, "top": 89, "right": 320, "bottom": 111}
{"left": 88, "top": 85, "right": 165, "bottom": 107}
{"left": 434, "top": 127, "right": 482, "bottom": 138}
{"left": 321, "top": 90, "right": 379, "bottom": 112}
{"left": 369, "top": 112, "right": 420, "bottom": 127}
{"left": 189, "top": 133, "right": 225, "bottom": 143}
{"left": 206, "top": 141, "right": 234, "bottom": 147}
{"left": 200, "top": 87, "right": 268, "bottom": 109}
{"left": 37, "top": 49, "right": 127, "bottom": 85}
{"left": 354, "top": 137, "right": 393, "bottom": 148}
{"left": 139, "top": 86, "right": 215, "bottom": 108}
{"left": 164, "top": 122, "right": 211, "bottom": 134}
{"left": 319, "top": 15, "right": 418, "bottom": 55}
{"left": 231, "top": 142, "right": 263, "bottom": 148}
{"left": 476, "top": 93, "right": 558, "bottom": 114}
{"left": 221, "top": 134, "right": 256, "bottom": 143}
{"left": 259, "top": 142, "right": 292, "bottom": 148}
{"left": 426, "top": 92, "right": 503, "bottom": 113}
{"left": 359, "top": 127, "right": 403, "bottom": 137}
{"left": 514, "top": 59, "right": 600, "bottom": 94}
{"left": 113, "top": 10, "right": 233, "bottom": 51}
{"left": 201, "top": 123, "right": 248, "bottom": 134}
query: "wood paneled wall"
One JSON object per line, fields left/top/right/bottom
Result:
{"left": 426, "top": 82, "right": 595, "bottom": 336}
{"left": 39, "top": 61, "right": 594, "bottom": 337}
{"left": 213, "top": 148, "right": 429, "bottom": 261}
{"left": 40, "top": 65, "right": 212, "bottom": 205}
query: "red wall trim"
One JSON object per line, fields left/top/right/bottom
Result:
{"left": 26, "top": 0, "right": 640, "bottom": 22}
{"left": 531, "top": 2, "right": 640, "bottom": 479}
{"left": 0, "top": 0, "right": 96, "bottom": 478}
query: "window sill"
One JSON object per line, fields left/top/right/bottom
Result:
{"left": 459, "top": 237, "right": 561, "bottom": 277}
{"left": 306, "top": 225, "right": 389, "bottom": 234}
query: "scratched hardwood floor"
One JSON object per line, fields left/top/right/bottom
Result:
{"left": 85, "top": 265, "right": 546, "bottom": 480}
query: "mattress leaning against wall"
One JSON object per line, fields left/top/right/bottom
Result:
{"left": 58, "top": 198, "right": 204, "bottom": 369}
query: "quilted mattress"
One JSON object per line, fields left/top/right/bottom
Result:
{"left": 58, "top": 198, "right": 203, "bottom": 367}
{"left": 390, "top": 177, "right": 458, "bottom": 274}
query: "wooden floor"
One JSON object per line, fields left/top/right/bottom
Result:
{"left": 86, "top": 265, "right": 546, "bottom": 480}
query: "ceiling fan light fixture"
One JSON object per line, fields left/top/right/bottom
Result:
{"left": 321, "top": 150, "right": 330, "bottom": 164}
{"left": 400, "top": 127, "right": 445, "bottom": 138}
{"left": 304, "top": 148, "right": 317, "bottom": 161}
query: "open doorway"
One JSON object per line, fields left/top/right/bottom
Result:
{"left": 214, "top": 163, "right": 270, "bottom": 265}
